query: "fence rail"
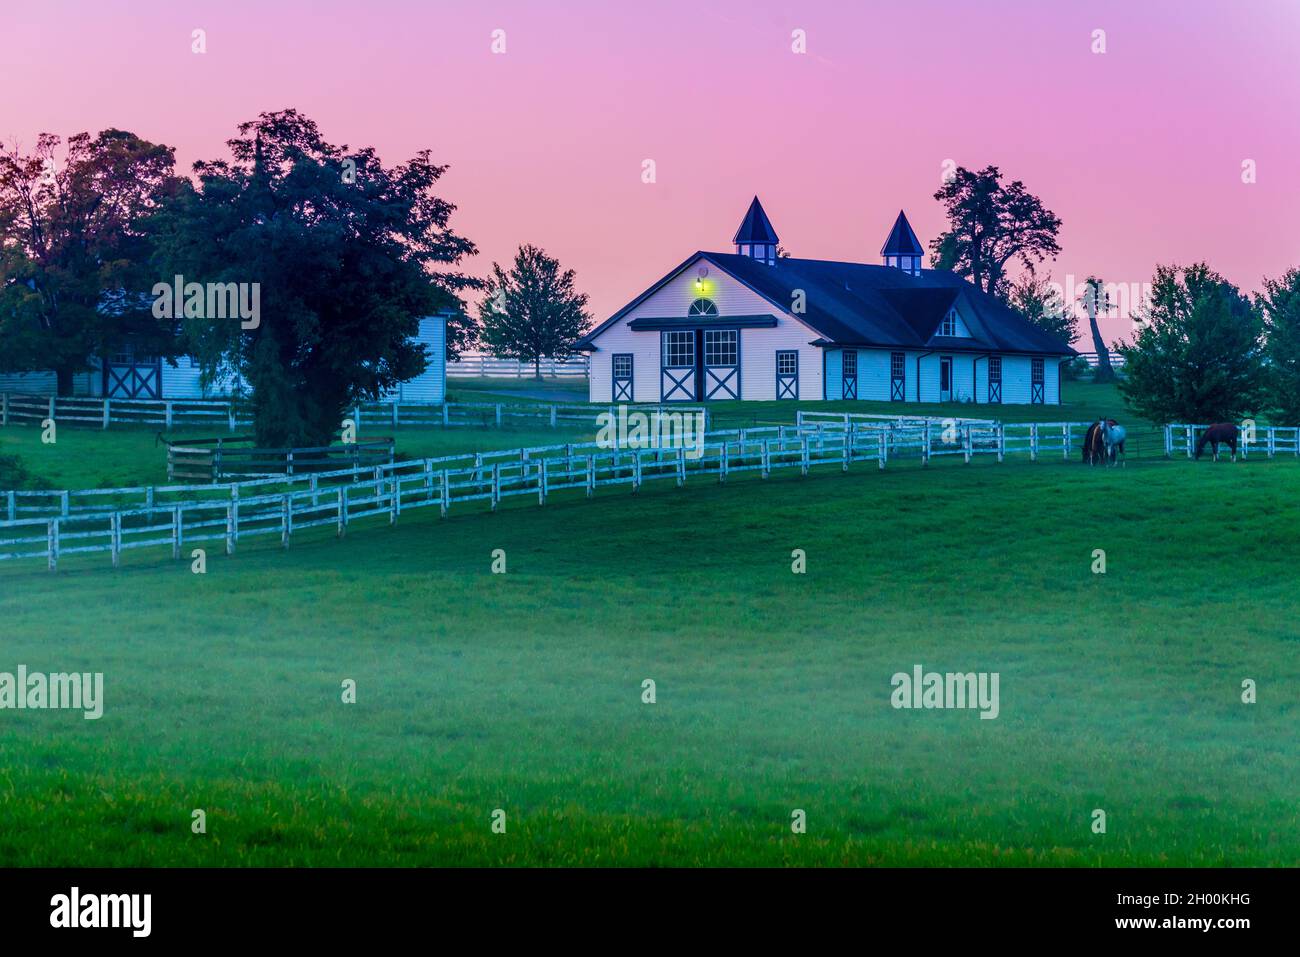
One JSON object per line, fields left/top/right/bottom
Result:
{"left": 4, "top": 419, "right": 1295, "bottom": 571}
{"left": 0, "top": 392, "right": 701, "bottom": 434}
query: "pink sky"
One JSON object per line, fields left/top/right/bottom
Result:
{"left": 4, "top": 0, "right": 1299, "bottom": 345}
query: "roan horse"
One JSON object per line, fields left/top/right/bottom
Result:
{"left": 1195, "top": 423, "right": 1239, "bottom": 461}
{"left": 1083, "top": 419, "right": 1125, "bottom": 466}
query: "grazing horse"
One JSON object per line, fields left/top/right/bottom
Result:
{"left": 1101, "top": 419, "right": 1126, "bottom": 467}
{"left": 1082, "top": 420, "right": 1109, "bottom": 465}
{"left": 1195, "top": 423, "right": 1239, "bottom": 461}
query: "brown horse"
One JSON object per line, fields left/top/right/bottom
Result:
{"left": 1082, "top": 419, "right": 1113, "bottom": 465}
{"left": 1195, "top": 423, "right": 1239, "bottom": 461}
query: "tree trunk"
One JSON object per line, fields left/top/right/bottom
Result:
{"left": 534, "top": 356, "right": 541, "bottom": 380}
{"left": 1088, "top": 312, "right": 1116, "bottom": 383}
{"left": 55, "top": 366, "right": 76, "bottom": 397}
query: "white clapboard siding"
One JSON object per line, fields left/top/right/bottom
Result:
{"left": 381, "top": 315, "right": 447, "bottom": 403}
{"left": 586, "top": 255, "right": 823, "bottom": 402}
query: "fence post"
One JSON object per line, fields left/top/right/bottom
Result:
{"left": 102, "top": 398, "right": 110, "bottom": 430}
{"left": 389, "top": 478, "right": 398, "bottom": 525}
{"left": 226, "top": 502, "right": 236, "bottom": 554}
{"left": 61, "top": 490, "right": 69, "bottom": 517}
{"left": 392, "top": 401, "right": 399, "bottom": 427}
{"left": 373, "top": 466, "right": 382, "bottom": 499}
{"left": 281, "top": 495, "right": 291, "bottom": 548}
{"left": 47, "top": 519, "right": 58, "bottom": 572}
{"left": 538, "top": 458, "right": 548, "bottom": 504}
{"left": 878, "top": 431, "right": 886, "bottom": 470}
{"left": 286, "top": 450, "right": 294, "bottom": 477}
{"left": 801, "top": 436, "right": 809, "bottom": 476}
{"left": 442, "top": 403, "right": 449, "bottom": 426}
{"left": 1268, "top": 427, "right": 1276, "bottom": 459}
{"left": 633, "top": 450, "right": 642, "bottom": 491}
{"left": 550, "top": 405, "right": 558, "bottom": 428}
{"left": 48, "top": 396, "right": 55, "bottom": 424}
{"left": 842, "top": 433, "right": 850, "bottom": 472}
{"left": 165, "top": 401, "right": 173, "bottom": 429}
{"left": 1061, "top": 423, "right": 1069, "bottom": 461}
{"left": 586, "top": 456, "right": 595, "bottom": 497}
{"left": 228, "top": 404, "right": 236, "bottom": 432}
{"left": 1164, "top": 425, "right": 1172, "bottom": 458}
{"left": 922, "top": 422, "right": 930, "bottom": 466}
{"left": 337, "top": 488, "right": 347, "bottom": 537}
{"left": 1030, "top": 423, "right": 1038, "bottom": 461}
{"left": 997, "top": 423, "right": 1005, "bottom": 463}
{"left": 172, "top": 506, "right": 182, "bottom": 560}
{"left": 440, "top": 470, "right": 450, "bottom": 517}
{"left": 964, "top": 426, "right": 972, "bottom": 464}
{"left": 720, "top": 441, "right": 729, "bottom": 483}
{"left": 1186, "top": 426, "right": 1193, "bottom": 459}
{"left": 354, "top": 405, "right": 362, "bottom": 435}
{"left": 676, "top": 448, "right": 686, "bottom": 486}
{"left": 230, "top": 486, "right": 240, "bottom": 548}
{"left": 491, "top": 464, "right": 501, "bottom": 511}
{"left": 496, "top": 403, "right": 503, "bottom": 427}
{"left": 6, "top": 490, "right": 14, "bottom": 522}
{"left": 110, "top": 513, "right": 120, "bottom": 568}
{"left": 761, "top": 439, "right": 770, "bottom": 479}
{"left": 145, "top": 486, "right": 154, "bottom": 511}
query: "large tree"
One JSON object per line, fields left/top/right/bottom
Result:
{"left": 1258, "top": 267, "right": 1300, "bottom": 424}
{"left": 930, "top": 165, "right": 1062, "bottom": 301}
{"left": 1118, "top": 263, "right": 1267, "bottom": 423}
{"left": 477, "top": 244, "right": 592, "bottom": 378}
{"left": 1077, "top": 275, "right": 1118, "bottom": 383}
{"left": 151, "top": 109, "right": 479, "bottom": 446}
{"left": 0, "top": 129, "right": 178, "bottom": 393}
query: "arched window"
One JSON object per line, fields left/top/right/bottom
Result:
{"left": 688, "top": 298, "right": 719, "bottom": 317}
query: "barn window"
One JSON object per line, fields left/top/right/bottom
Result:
{"left": 704, "top": 329, "right": 737, "bottom": 366}
{"left": 842, "top": 350, "right": 858, "bottom": 377}
{"left": 1031, "top": 357, "right": 1044, "bottom": 383}
{"left": 777, "top": 351, "right": 798, "bottom": 377}
{"left": 662, "top": 330, "right": 695, "bottom": 368}
{"left": 613, "top": 354, "right": 633, "bottom": 379}
{"left": 988, "top": 355, "right": 1002, "bottom": 403}
{"left": 688, "top": 298, "right": 718, "bottom": 317}
{"left": 940, "top": 308, "right": 959, "bottom": 337}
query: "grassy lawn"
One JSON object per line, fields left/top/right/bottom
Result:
{"left": 0, "top": 440, "right": 1296, "bottom": 865}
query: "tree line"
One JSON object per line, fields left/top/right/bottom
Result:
{"left": 929, "top": 165, "right": 1299, "bottom": 424}
{"left": 0, "top": 110, "right": 591, "bottom": 446}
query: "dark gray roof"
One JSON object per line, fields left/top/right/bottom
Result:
{"left": 577, "top": 251, "right": 1077, "bottom": 357}
{"left": 880, "top": 210, "right": 923, "bottom": 256}
{"left": 732, "top": 196, "right": 779, "bottom": 245}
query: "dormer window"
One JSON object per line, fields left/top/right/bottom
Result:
{"left": 940, "top": 308, "right": 965, "bottom": 337}
{"left": 688, "top": 298, "right": 718, "bottom": 317}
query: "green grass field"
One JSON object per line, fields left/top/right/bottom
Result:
{"left": 1, "top": 383, "right": 1296, "bottom": 866}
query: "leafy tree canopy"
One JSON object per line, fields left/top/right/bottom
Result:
{"left": 1118, "top": 263, "right": 1267, "bottom": 423}
{"left": 151, "top": 109, "right": 479, "bottom": 446}
{"left": 477, "top": 244, "right": 592, "bottom": 378}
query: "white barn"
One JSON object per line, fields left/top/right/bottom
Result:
{"left": 2, "top": 314, "right": 448, "bottom": 403}
{"left": 576, "top": 198, "right": 1075, "bottom": 404}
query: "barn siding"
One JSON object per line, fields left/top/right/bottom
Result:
{"left": 383, "top": 315, "right": 447, "bottom": 403}
{"left": 587, "top": 255, "right": 823, "bottom": 402}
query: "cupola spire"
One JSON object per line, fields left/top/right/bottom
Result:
{"left": 881, "top": 210, "right": 923, "bottom": 276}
{"left": 733, "top": 196, "right": 779, "bottom": 265}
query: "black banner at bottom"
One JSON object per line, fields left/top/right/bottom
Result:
{"left": 0, "top": 867, "right": 1286, "bottom": 942}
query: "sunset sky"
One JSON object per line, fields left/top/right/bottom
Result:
{"left": 4, "top": 0, "right": 1299, "bottom": 344}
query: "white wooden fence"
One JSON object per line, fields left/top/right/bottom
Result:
{"left": 0, "top": 393, "right": 703, "bottom": 433}
{"left": 1164, "top": 424, "right": 1300, "bottom": 459}
{"left": 446, "top": 354, "right": 589, "bottom": 378}
{"left": 0, "top": 420, "right": 1073, "bottom": 570}
{"left": 5, "top": 419, "right": 1297, "bottom": 572}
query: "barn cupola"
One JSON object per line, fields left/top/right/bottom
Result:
{"left": 733, "top": 196, "right": 779, "bottom": 265}
{"left": 881, "top": 210, "right": 924, "bottom": 276}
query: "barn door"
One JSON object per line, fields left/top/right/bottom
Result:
{"left": 612, "top": 353, "right": 633, "bottom": 401}
{"left": 1031, "top": 357, "right": 1045, "bottom": 404}
{"left": 890, "top": 351, "right": 905, "bottom": 401}
{"left": 988, "top": 356, "right": 1002, "bottom": 403}
{"left": 841, "top": 349, "right": 858, "bottom": 399}
{"left": 103, "top": 352, "right": 161, "bottom": 399}
{"left": 776, "top": 350, "right": 798, "bottom": 399}
{"left": 703, "top": 329, "right": 739, "bottom": 400}
{"left": 661, "top": 331, "right": 696, "bottom": 401}
{"left": 939, "top": 357, "right": 953, "bottom": 402}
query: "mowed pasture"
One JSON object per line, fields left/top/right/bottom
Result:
{"left": 1, "top": 404, "right": 1297, "bottom": 865}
